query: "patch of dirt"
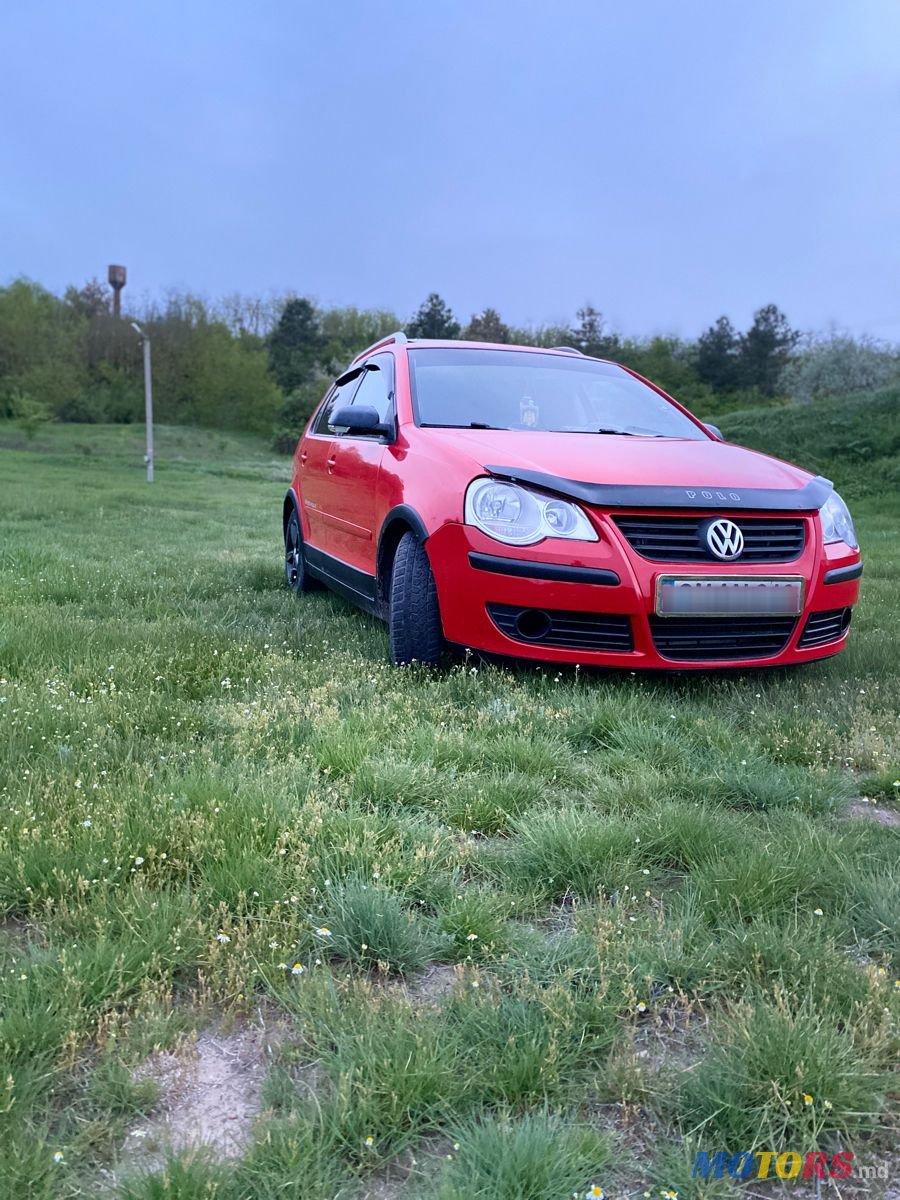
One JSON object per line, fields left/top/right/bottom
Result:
{"left": 0, "top": 915, "right": 38, "bottom": 947}
{"left": 390, "top": 963, "right": 462, "bottom": 1006}
{"left": 585, "top": 1004, "right": 713, "bottom": 1197}
{"left": 358, "top": 1171, "right": 413, "bottom": 1200}
{"left": 355, "top": 1135, "right": 454, "bottom": 1200}
{"left": 846, "top": 798, "right": 900, "bottom": 827}
{"left": 123, "top": 1018, "right": 280, "bottom": 1166}
{"left": 631, "top": 1000, "right": 710, "bottom": 1072}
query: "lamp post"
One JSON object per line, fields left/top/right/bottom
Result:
{"left": 130, "top": 322, "right": 154, "bottom": 482}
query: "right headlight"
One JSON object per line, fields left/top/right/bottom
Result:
{"left": 464, "top": 478, "right": 598, "bottom": 546}
{"left": 819, "top": 490, "right": 858, "bottom": 550}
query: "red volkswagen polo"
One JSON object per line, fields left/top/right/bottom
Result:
{"left": 283, "top": 335, "right": 861, "bottom": 668}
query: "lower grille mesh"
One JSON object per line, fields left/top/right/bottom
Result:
{"left": 798, "top": 608, "right": 851, "bottom": 649}
{"left": 487, "top": 604, "right": 634, "bottom": 652}
{"left": 649, "top": 615, "right": 797, "bottom": 661}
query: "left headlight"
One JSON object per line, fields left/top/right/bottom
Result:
{"left": 464, "top": 478, "right": 598, "bottom": 546}
{"left": 819, "top": 490, "right": 858, "bottom": 549}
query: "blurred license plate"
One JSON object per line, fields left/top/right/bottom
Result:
{"left": 657, "top": 576, "right": 804, "bottom": 616}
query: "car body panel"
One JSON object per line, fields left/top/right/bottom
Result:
{"left": 318, "top": 438, "right": 384, "bottom": 570}
{"left": 430, "top": 428, "right": 816, "bottom": 493}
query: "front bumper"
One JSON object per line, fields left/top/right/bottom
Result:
{"left": 427, "top": 517, "right": 861, "bottom": 669}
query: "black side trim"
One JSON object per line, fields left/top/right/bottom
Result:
{"left": 378, "top": 504, "right": 429, "bottom": 547}
{"left": 484, "top": 465, "right": 834, "bottom": 512}
{"left": 823, "top": 562, "right": 863, "bottom": 585}
{"left": 469, "top": 552, "right": 619, "bottom": 586}
{"left": 303, "top": 543, "right": 377, "bottom": 613}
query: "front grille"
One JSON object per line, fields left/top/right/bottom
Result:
{"left": 649, "top": 615, "right": 797, "bottom": 661}
{"left": 487, "top": 604, "right": 634, "bottom": 652}
{"left": 614, "top": 515, "right": 806, "bottom": 563}
{"left": 798, "top": 608, "right": 851, "bottom": 649}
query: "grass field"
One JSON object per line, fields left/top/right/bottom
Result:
{"left": 1, "top": 417, "right": 898, "bottom": 1200}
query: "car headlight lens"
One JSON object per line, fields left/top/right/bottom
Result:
{"left": 464, "top": 479, "right": 598, "bottom": 545}
{"left": 819, "top": 490, "right": 858, "bottom": 549}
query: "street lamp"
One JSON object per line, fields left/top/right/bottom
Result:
{"left": 130, "top": 322, "right": 154, "bottom": 482}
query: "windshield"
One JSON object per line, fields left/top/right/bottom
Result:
{"left": 408, "top": 347, "right": 708, "bottom": 439}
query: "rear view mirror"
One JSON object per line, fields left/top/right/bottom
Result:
{"left": 328, "top": 405, "right": 388, "bottom": 439}
{"left": 704, "top": 423, "right": 724, "bottom": 440}
{"left": 331, "top": 405, "right": 389, "bottom": 436}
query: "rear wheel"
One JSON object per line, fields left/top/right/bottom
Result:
{"left": 284, "top": 508, "right": 319, "bottom": 594}
{"left": 388, "top": 532, "right": 443, "bottom": 665}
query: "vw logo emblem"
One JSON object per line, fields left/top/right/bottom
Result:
{"left": 705, "top": 518, "right": 744, "bottom": 560}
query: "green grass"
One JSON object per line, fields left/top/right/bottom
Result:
{"left": 720, "top": 386, "right": 900, "bottom": 498}
{"left": 428, "top": 1111, "right": 613, "bottom": 1200}
{"left": 0, "top": 419, "right": 898, "bottom": 1198}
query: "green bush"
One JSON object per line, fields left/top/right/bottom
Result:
{"left": 8, "top": 387, "right": 50, "bottom": 438}
{"left": 273, "top": 380, "right": 327, "bottom": 453}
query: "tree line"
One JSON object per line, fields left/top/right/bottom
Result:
{"left": 0, "top": 277, "right": 896, "bottom": 448}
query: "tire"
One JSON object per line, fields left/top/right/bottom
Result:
{"left": 388, "top": 532, "right": 444, "bottom": 665}
{"left": 284, "top": 507, "right": 319, "bottom": 594}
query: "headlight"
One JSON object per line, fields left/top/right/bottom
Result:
{"left": 464, "top": 478, "right": 598, "bottom": 545}
{"left": 819, "top": 490, "right": 858, "bottom": 549}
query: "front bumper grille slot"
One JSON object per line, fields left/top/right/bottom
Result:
{"left": 798, "top": 608, "right": 851, "bottom": 648}
{"left": 649, "top": 615, "right": 797, "bottom": 660}
{"left": 614, "top": 515, "right": 806, "bottom": 563}
{"left": 487, "top": 604, "right": 634, "bottom": 652}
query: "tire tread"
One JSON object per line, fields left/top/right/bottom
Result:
{"left": 389, "top": 532, "right": 443, "bottom": 665}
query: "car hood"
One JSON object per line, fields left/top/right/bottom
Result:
{"left": 439, "top": 430, "right": 831, "bottom": 512}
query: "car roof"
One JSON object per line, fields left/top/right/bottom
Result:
{"left": 350, "top": 334, "right": 610, "bottom": 366}
{"left": 405, "top": 339, "right": 589, "bottom": 355}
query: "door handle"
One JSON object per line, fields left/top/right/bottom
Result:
{"left": 326, "top": 456, "right": 337, "bottom": 472}
{"left": 299, "top": 451, "right": 308, "bottom": 464}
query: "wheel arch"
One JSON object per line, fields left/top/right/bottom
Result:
{"left": 283, "top": 488, "right": 300, "bottom": 537}
{"left": 376, "top": 505, "right": 430, "bottom": 617}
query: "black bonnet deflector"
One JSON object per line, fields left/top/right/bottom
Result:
{"left": 483, "top": 466, "right": 834, "bottom": 512}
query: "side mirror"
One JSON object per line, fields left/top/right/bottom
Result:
{"left": 704, "top": 423, "right": 724, "bottom": 441}
{"left": 331, "top": 405, "right": 390, "bottom": 437}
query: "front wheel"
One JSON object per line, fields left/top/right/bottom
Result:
{"left": 388, "top": 532, "right": 444, "bottom": 665}
{"left": 284, "top": 508, "right": 319, "bottom": 594}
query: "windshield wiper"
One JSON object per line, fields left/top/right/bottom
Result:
{"left": 420, "top": 422, "right": 510, "bottom": 430}
{"left": 553, "top": 426, "right": 668, "bottom": 437}
{"left": 549, "top": 426, "right": 637, "bottom": 436}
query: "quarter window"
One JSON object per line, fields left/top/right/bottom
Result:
{"left": 312, "top": 374, "right": 362, "bottom": 436}
{"left": 346, "top": 357, "right": 394, "bottom": 427}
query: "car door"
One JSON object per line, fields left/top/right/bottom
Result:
{"left": 299, "top": 373, "right": 362, "bottom": 552}
{"left": 322, "top": 353, "right": 395, "bottom": 576}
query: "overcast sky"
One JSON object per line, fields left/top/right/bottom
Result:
{"left": 2, "top": 1, "right": 899, "bottom": 339}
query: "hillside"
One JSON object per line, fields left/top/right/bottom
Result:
{"left": 719, "top": 387, "right": 900, "bottom": 496}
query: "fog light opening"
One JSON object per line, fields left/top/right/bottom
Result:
{"left": 515, "top": 608, "right": 552, "bottom": 641}
{"left": 840, "top": 607, "right": 852, "bottom": 634}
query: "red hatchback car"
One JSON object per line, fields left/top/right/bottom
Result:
{"left": 283, "top": 335, "right": 862, "bottom": 668}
